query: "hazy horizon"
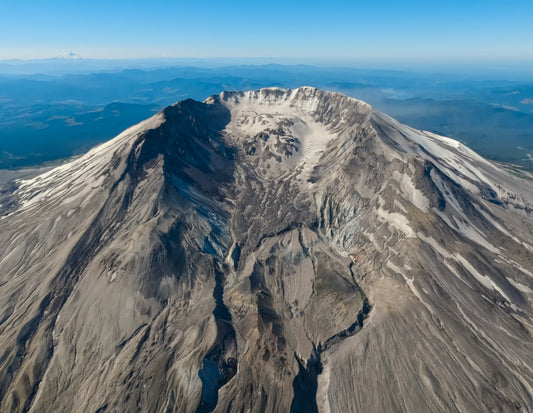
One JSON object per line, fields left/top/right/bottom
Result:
{"left": 1, "top": 56, "right": 532, "bottom": 82}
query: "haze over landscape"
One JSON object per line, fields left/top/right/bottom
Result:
{"left": 0, "top": 1, "right": 532, "bottom": 413}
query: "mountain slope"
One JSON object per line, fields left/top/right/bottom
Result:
{"left": 0, "top": 87, "right": 532, "bottom": 412}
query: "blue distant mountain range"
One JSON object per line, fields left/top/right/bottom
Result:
{"left": 0, "top": 63, "right": 532, "bottom": 171}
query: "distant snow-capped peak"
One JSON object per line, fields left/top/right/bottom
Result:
{"left": 55, "top": 51, "right": 83, "bottom": 60}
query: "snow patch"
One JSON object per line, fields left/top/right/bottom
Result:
{"left": 454, "top": 254, "right": 511, "bottom": 302}
{"left": 375, "top": 207, "right": 416, "bottom": 238}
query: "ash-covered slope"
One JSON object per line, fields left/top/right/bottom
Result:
{"left": 0, "top": 87, "right": 532, "bottom": 413}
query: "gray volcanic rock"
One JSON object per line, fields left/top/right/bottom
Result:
{"left": 0, "top": 87, "right": 532, "bottom": 412}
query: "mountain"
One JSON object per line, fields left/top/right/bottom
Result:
{"left": 55, "top": 51, "right": 83, "bottom": 60}
{"left": 2, "top": 65, "right": 533, "bottom": 172}
{"left": 0, "top": 87, "right": 532, "bottom": 412}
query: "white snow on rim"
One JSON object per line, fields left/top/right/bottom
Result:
{"left": 210, "top": 87, "right": 364, "bottom": 179}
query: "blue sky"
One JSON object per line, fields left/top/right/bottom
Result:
{"left": 1, "top": 0, "right": 532, "bottom": 61}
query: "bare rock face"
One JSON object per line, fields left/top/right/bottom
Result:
{"left": 0, "top": 87, "right": 532, "bottom": 412}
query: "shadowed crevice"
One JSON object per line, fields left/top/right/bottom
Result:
{"left": 290, "top": 298, "right": 371, "bottom": 412}
{"left": 196, "top": 264, "right": 237, "bottom": 413}
{"left": 290, "top": 350, "right": 322, "bottom": 413}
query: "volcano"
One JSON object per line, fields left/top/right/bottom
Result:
{"left": 0, "top": 87, "right": 532, "bottom": 412}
